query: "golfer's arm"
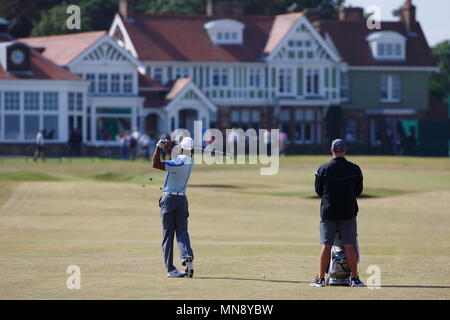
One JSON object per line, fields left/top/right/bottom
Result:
{"left": 315, "top": 172, "right": 324, "bottom": 197}
{"left": 355, "top": 174, "right": 363, "bottom": 197}
{"left": 152, "top": 148, "right": 165, "bottom": 171}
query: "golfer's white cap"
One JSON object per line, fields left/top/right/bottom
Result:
{"left": 180, "top": 137, "right": 194, "bottom": 150}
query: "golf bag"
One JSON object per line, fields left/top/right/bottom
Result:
{"left": 327, "top": 233, "right": 359, "bottom": 286}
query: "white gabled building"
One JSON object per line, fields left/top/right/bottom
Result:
{"left": 0, "top": 0, "right": 440, "bottom": 154}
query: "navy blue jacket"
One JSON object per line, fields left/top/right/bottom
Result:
{"left": 315, "top": 157, "right": 363, "bottom": 221}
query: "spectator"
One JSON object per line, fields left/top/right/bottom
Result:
{"left": 67, "top": 129, "right": 76, "bottom": 156}
{"left": 33, "top": 130, "right": 45, "bottom": 162}
{"left": 279, "top": 131, "right": 287, "bottom": 156}
{"left": 138, "top": 132, "right": 151, "bottom": 161}
{"left": 120, "top": 131, "right": 130, "bottom": 160}
{"left": 129, "top": 127, "right": 140, "bottom": 160}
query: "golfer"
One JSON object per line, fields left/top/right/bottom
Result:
{"left": 310, "top": 139, "right": 365, "bottom": 287}
{"left": 152, "top": 137, "right": 195, "bottom": 278}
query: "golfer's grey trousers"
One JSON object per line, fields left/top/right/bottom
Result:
{"left": 159, "top": 194, "right": 194, "bottom": 272}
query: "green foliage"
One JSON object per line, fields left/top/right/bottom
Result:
{"left": 5, "top": 0, "right": 344, "bottom": 38}
{"left": 325, "top": 105, "right": 343, "bottom": 142}
{"left": 30, "top": 0, "right": 118, "bottom": 37}
{"left": 430, "top": 40, "right": 450, "bottom": 104}
{"left": 134, "top": 0, "right": 205, "bottom": 15}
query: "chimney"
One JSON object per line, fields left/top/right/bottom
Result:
{"left": 399, "top": 0, "right": 417, "bottom": 33}
{"left": 119, "top": 0, "right": 133, "bottom": 18}
{"left": 339, "top": 7, "right": 364, "bottom": 22}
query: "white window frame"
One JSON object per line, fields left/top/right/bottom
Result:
{"left": 340, "top": 73, "right": 350, "bottom": 101}
{"left": 277, "top": 68, "right": 294, "bottom": 96}
{"left": 305, "top": 68, "right": 321, "bottom": 97}
{"left": 380, "top": 75, "right": 401, "bottom": 103}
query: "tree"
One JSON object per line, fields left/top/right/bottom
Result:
{"left": 430, "top": 40, "right": 450, "bottom": 105}
{"left": 6, "top": 0, "right": 344, "bottom": 38}
{"left": 30, "top": 0, "right": 118, "bottom": 37}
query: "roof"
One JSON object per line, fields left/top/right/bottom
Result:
{"left": 139, "top": 72, "right": 164, "bottom": 89}
{"left": 0, "top": 49, "right": 84, "bottom": 81}
{"left": 263, "top": 12, "right": 302, "bottom": 55}
{"left": 319, "top": 20, "right": 436, "bottom": 67}
{"left": 118, "top": 11, "right": 435, "bottom": 67}
{"left": 165, "top": 78, "right": 192, "bottom": 100}
{"left": 19, "top": 31, "right": 106, "bottom": 66}
{"left": 120, "top": 13, "right": 274, "bottom": 62}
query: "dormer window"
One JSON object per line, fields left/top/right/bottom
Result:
{"left": 204, "top": 19, "right": 245, "bottom": 45}
{"left": 366, "top": 31, "right": 406, "bottom": 61}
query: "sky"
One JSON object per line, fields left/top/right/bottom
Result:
{"left": 343, "top": 0, "right": 450, "bottom": 46}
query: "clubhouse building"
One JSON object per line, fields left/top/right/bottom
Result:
{"left": 0, "top": 0, "right": 445, "bottom": 155}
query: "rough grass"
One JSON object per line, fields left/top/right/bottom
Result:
{"left": 0, "top": 156, "right": 449, "bottom": 300}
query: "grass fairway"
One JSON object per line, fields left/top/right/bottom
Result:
{"left": 0, "top": 156, "right": 449, "bottom": 300}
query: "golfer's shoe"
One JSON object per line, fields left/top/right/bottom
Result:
{"left": 350, "top": 277, "right": 366, "bottom": 287}
{"left": 184, "top": 256, "right": 194, "bottom": 278}
{"left": 167, "top": 269, "right": 186, "bottom": 278}
{"left": 309, "top": 276, "right": 326, "bottom": 287}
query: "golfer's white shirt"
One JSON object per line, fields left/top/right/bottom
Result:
{"left": 36, "top": 132, "right": 44, "bottom": 146}
{"left": 163, "top": 155, "right": 193, "bottom": 194}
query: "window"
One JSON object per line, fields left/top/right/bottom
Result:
{"left": 380, "top": 75, "right": 401, "bottom": 102}
{"left": 175, "top": 67, "right": 190, "bottom": 79}
{"left": 123, "top": 74, "right": 133, "bottom": 93}
{"left": 278, "top": 68, "right": 293, "bottom": 95}
{"left": 24, "top": 92, "right": 40, "bottom": 111}
{"left": 249, "top": 69, "right": 261, "bottom": 87}
{"left": 43, "top": 115, "right": 58, "bottom": 139}
{"left": 340, "top": 73, "right": 350, "bottom": 101}
{"left": 43, "top": 92, "right": 58, "bottom": 111}
{"left": 111, "top": 74, "right": 120, "bottom": 93}
{"left": 76, "top": 93, "right": 83, "bottom": 111}
{"left": 4, "top": 115, "right": 20, "bottom": 139}
{"left": 284, "top": 38, "right": 315, "bottom": 60}
{"left": 204, "top": 19, "right": 245, "bottom": 45}
{"left": 212, "top": 68, "right": 229, "bottom": 87}
{"left": 221, "top": 68, "right": 228, "bottom": 86}
{"left": 306, "top": 69, "right": 320, "bottom": 96}
{"left": 68, "top": 92, "right": 75, "bottom": 111}
{"left": 153, "top": 67, "right": 163, "bottom": 83}
{"left": 280, "top": 109, "right": 291, "bottom": 142}
{"left": 367, "top": 31, "right": 406, "bottom": 60}
{"left": 345, "top": 119, "right": 357, "bottom": 142}
{"left": 294, "top": 109, "right": 315, "bottom": 144}
{"left": 95, "top": 107, "right": 131, "bottom": 141}
{"left": 5, "top": 91, "right": 20, "bottom": 110}
{"left": 24, "top": 115, "right": 39, "bottom": 140}
{"left": 86, "top": 73, "right": 95, "bottom": 92}
{"left": 98, "top": 73, "right": 108, "bottom": 93}
{"left": 229, "top": 109, "right": 260, "bottom": 130}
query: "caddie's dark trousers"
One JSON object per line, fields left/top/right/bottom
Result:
{"left": 159, "top": 194, "right": 194, "bottom": 272}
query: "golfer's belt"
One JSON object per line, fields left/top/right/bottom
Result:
{"left": 163, "top": 192, "right": 185, "bottom": 196}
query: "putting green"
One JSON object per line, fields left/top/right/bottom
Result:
{"left": 0, "top": 156, "right": 449, "bottom": 299}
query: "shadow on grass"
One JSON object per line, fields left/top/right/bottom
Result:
{"left": 189, "top": 184, "right": 241, "bottom": 189}
{"left": 378, "top": 285, "right": 450, "bottom": 289}
{"left": 197, "top": 277, "right": 450, "bottom": 289}
{"left": 302, "top": 188, "right": 414, "bottom": 199}
{"left": 196, "top": 276, "right": 308, "bottom": 284}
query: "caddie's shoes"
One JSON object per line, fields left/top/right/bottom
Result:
{"left": 309, "top": 275, "right": 326, "bottom": 287}
{"left": 184, "top": 256, "right": 194, "bottom": 278}
{"left": 350, "top": 277, "right": 366, "bottom": 287}
{"left": 167, "top": 269, "right": 186, "bottom": 278}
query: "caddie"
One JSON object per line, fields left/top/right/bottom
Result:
{"left": 152, "top": 136, "right": 195, "bottom": 278}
